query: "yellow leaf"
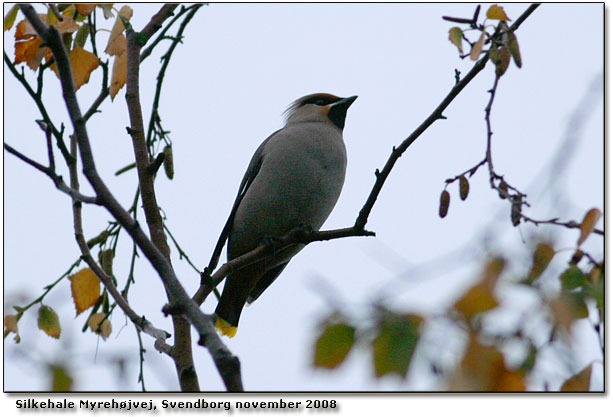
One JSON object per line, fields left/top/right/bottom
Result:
{"left": 561, "top": 364, "right": 592, "bottom": 391}
{"left": 109, "top": 50, "right": 127, "bottom": 100}
{"left": 69, "top": 268, "right": 101, "bottom": 316}
{"left": 75, "top": 4, "right": 98, "bottom": 17}
{"left": 577, "top": 208, "right": 601, "bottom": 247}
{"left": 470, "top": 30, "right": 485, "bottom": 61}
{"left": 486, "top": 5, "right": 511, "bottom": 21}
{"left": 38, "top": 305, "right": 61, "bottom": 339}
{"left": 448, "top": 27, "right": 463, "bottom": 54}
{"left": 87, "top": 312, "right": 112, "bottom": 340}
{"left": 105, "top": 5, "right": 132, "bottom": 56}
{"left": 4, "top": 4, "right": 19, "bottom": 32}
{"left": 51, "top": 47, "right": 100, "bottom": 90}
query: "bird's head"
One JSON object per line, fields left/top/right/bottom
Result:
{"left": 284, "top": 93, "right": 358, "bottom": 130}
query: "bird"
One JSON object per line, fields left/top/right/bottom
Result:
{"left": 214, "top": 93, "right": 357, "bottom": 337}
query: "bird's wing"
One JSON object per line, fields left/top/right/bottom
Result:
{"left": 206, "top": 129, "right": 282, "bottom": 271}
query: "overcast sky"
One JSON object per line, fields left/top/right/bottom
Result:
{"left": 3, "top": 3, "right": 604, "bottom": 395}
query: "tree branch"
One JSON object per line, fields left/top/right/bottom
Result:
{"left": 18, "top": 3, "right": 242, "bottom": 392}
{"left": 354, "top": 3, "right": 540, "bottom": 230}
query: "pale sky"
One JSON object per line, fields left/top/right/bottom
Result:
{"left": 3, "top": 2, "right": 604, "bottom": 394}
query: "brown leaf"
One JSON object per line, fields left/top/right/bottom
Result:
{"left": 490, "top": 45, "right": 510, "bottom": 77}
{"left": 109, "top": 50, "right": 127, "bottom": 100}
{"left": 448, "top": 27, "right": 463, "bottom": 54}
{"left": 470, "top": 31, "right": 485, "bottom": 61}
{"left": 486, "top": 5, "right": 511, "bottom": 21}
{"left": 75, "top": 4, "right": 98, "bottom": 17}
{"left": 4, "top": 314, "right": 18, "bottom": 334}
{"left": 561, "top": 364, "right": 592, "bottom": 391}
{"left": 549, "top": 293, "right": 589, "bottom": 333}
{"left": 577, "top": 208, "right": 601, "bottom": 247}
{"left": 69, "top": 268, "right": 101, "bottom": 316}
{"left": 105, "top": 5, "right": 132, "bottom": 56}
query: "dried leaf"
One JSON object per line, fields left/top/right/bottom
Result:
{"left": 164, "top": 145, "right": 174, "bottom": 180}
{"left": 577, "top": 208, "right": 601, "bottom": 247}
{"left": 448, "top": 27, "right": 463, "bottom": 54}
{"left": 87, "top": 312, "right": 112, "bottom": 340}
{"left": 313, "top": 321, "right": 355, "bottom": 369}
{"left": 4, "top": 4, "right": 19, "bottom": 32}
{"left": 507, "top": 31, "right": 522, "bottom": 68}
{"left": 14, "top": 16, "right": 41, "bottom": 40}
{"left": 75, "top": 4, "right": 98, "bottom": 17}
{"left": 69, "top": 268, "right": 101, "bottom": 316}
{"left": 38, "top": 305, "right": 61, "bottom": 339}
{"left": 439, "top": 190, "right": 450, "bottom": 218}
{"left": 105, "top": 5, "right": 132, "bottom": 56}
{"left": 109, "top": 50, "right": 127, "bottom": 99}
{"left": 53, "top": 16, "right": 79, "bottom": 34}
{"left": 470, "top": 30, "right": 485, "bottom": 61}
{"left": 50, "top": 365, "right": 73, "bottom": 391}
{"left": 561, "top": 364, "right": 592, "bottom": 391}
{"left": 373, "top": 313, "right": 422, "bottom": 378}
{"left": 498, "top": 181, "right": 508, "bottom": 199}
{"left": 486, "top": 5, "right": 511, "bottom": 21}
{"left": 459, "top": 175, "right": 469, "bottom": 200}
{"left": 527, "top": 243, "right": 555, "bottom": 282}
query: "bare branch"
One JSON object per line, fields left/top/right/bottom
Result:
{"left": 354, "top": 3, "right": 539, "bottom": 230}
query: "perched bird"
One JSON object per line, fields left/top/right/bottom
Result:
{"left": 214, "top": 93, "right": 358, "bottom": 337}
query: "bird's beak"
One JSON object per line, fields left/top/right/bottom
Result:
{"left": 327, "top": 96, "right": 358, "bottom": 130}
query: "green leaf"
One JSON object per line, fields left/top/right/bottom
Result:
{"left": 4, "top": 4, "right": 19, "bottom": 32}
{"left": 559, "top": 266, "right": 588, "bottom": 291}
{"left": 448, "top": 27, "right": 463, "bottom": 54}
{"left": 507, "top": 31, "right": 522, "bottom": 68}
{"left": 313, "top": 322, "right": 356, "bottom": 369}
{"left": 50, "top": 365, "right": 73, "bottom": 391}
{"left": 73, "top": 23, "right": 90, "bottom": 49}
{"left": 38, "top": 305, "right": 61, "bottom": 339}
{"left": 373, "top": 313, "right": 422, "bottom": 378}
